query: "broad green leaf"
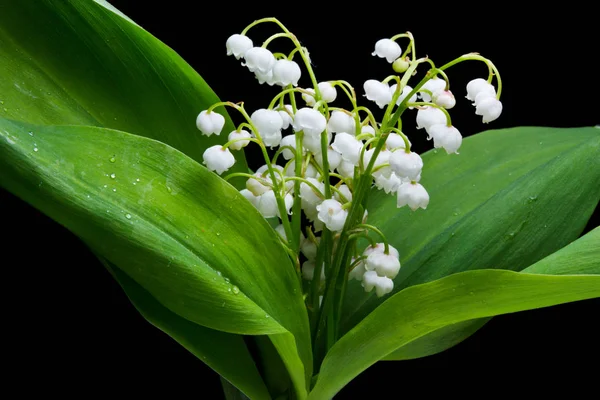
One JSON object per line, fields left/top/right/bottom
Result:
{"left": 102, "top": 260, "right": 270, "bottom": 400}
{"left": 0, "top": 0, "right": 246, "bottom": 176}
{"left": 310, "top": 228, "right": 600, "bottom": 398}
{"left": 343, "top": 127, "right": 600, "bottom": 332}
{"left": 523, "top": 226, "right": 600, "bottom": 275}
{"left": 383, "top": 226, "right": 600, "bottom": 361}
{"left": 381, "top": 318, "right": 490, "bottom": 361}
{"left": 0, "top": 119, "right": 311, "bottom": 397}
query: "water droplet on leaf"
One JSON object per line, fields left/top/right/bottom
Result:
{"left": 232, "top": 286, "right": 240, "bottom": 295}
{"left": 125, "top": 213, "right": 131, "bottom": 219}
{"left": 109, "top": 156, "right": 116, "bottom": 163}
{"left": 110, "top": 173, "right": 116, "bottom": 179}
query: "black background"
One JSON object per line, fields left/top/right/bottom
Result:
{"left": 2, "top": 1, "right": 599, "bottom": 397}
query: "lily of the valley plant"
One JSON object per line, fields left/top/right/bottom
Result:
{"left": 1, "top": 3, "right": 598, "bottom": 400}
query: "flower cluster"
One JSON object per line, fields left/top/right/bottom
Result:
{"left": 195, "top": 19, "right": 502, "bottom": 305}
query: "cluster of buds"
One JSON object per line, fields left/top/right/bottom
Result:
{"left": 195, "top": 18, "right": 502, "bottom": 306}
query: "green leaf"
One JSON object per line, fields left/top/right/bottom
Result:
{"left": 383, "top": 226, "right": 600, "bottom": 361}
{"left": 309, "top": 228, "right": 600, "bottom": 399}
{"left": 381, "top": 318, "right": 491, "bottom": 361}
{"left": 343, "top": 127, "right": 600, "bottom": 332}
{"left": 0, "top": 0, "right": 246, "bottom": 176}
{"left": 0, "top": 119, "right": 311, "bottom": 397}
{"left": 101, "top": 260, "right": 270, "bottom": 400}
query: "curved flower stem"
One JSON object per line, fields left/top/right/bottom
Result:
{"left": 222, "top": 173, "right": 272, "bottom": 191}
{"left": 222, "top": 137, "right": 262, "bottom": 150}
{"left": 262, "top": 32, "right": 292, "bottom": 48}
{"left": 284, "top": 177, "right": 326, "bottom": 200}
{"left": 387, "top": 127, "right": 412, "bottom": 151}
{"left": 352, "top": 224, "right": 389, "bottom": 254}
{"left": 439, "top": 53, "right": 503, "bottom": 97}
{"left": 268, "top": 88, "right": 312, "bottom": 110}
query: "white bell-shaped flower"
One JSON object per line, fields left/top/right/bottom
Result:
{"left": 293, "top": 107, "right": 327, "bottom": 136}
{"left": 255, "top": 190, "right": 293, "bottom": 218}
{"left": 374, "top": 276, "right": 394, "bottom": 297}
{"left": 433, "top": 90, "right": 456, "bottom": 109}
{"left": 327, "top": 110, "right": 356, "bottom": 134}
{"left": 301, "top": 237, "right": 319, "bottom": 261}
{"left": 319, "top": 82, "right": 337, "bottom": 103}
{"left": 389, "top": 150, "right": 423, "bottom": 180}
{"left": 420, "top": 77, "right": 446, "bottom": 102}
{"left": 428, "top": 124, "right": 462, "bottom": 154}
{"left": 374, "top": 172, "right": 403, "bottom": 194}
{"left": 337, "top": 160, "right": 355, "bottom": 179}
{"left": 335, "top": 184, "right": 353, "bottom": 203}
{"left": 301, "top": 82, "right": 338, "bottom": 106}
{"left": 279, "top": 134, "right": 298, "bottom": 160}
{"left": 226, "top": 34, "right": 253, "bottom": 59}
{"left": 239, "top": 188, "right": 258, "bottom": 207}
{"left": 363, "top": 148, "right": 391, "bottom": 180}
{"left": 372, "top": 39, "right": 402, "bottom": 63}
{"left": 475, "top": 96, "right": 503, "bottom": 123}
{"left": 466, "top": 78, "right": 496, "bottom": 101}
{"left": 251, "top": 109, "right": 283, "bottom": 134}
{"left": 255, "top": 68, "right": 276, "bottom": 86}
{"left": 390, "top": 84, "right": 418, "bottom": 107}
{"left": 302, "top": 130, "right": 331, "bottom": 154}
{"left": 302, "top": 261, "right": 325, "bottom": 281}
{"left": 361, "top": 271, "right": 394, "bottom": 297}
{"left": 301, "top": 88, "right": 317, "bottom": 106}
{"left": 196, "top": 110, "right": 225, "bottom": 136}
{"left": 316, "top": 199, "right": 348, "bottom": 232}
{"left": 202, "top": 145, "right": 235, "bottom": 175}
{"left": 365, "top": 250, "right": 401, "bottom": 279}
{"left": 416, "top": 106, "right": 447, "bottom": 132}
{"left": 227, "top": 129, "right": 252, "bottom": 151}
{"left": 349, "top": 260, "right": 366, "bottom": 281}
{"left": 251, "top": 109, "right": 283, "bottom": 146}
{"left": 364, "top": 80, "right": 392, "bottom": 109}
{"left": 385, "top": 133, "right": 410, "bottom": 151}
{"left": 246, "top": 173, "right": 271, "bottom": 196}
{"left": 300, "top": 177, "right": 325, "bottom": 209}
{"left": 277, "top": 105, "right": 294, "bottom": 130}
{"left": 243, "top": 47, "right": 276, "bottom": 74}
{"left": 314, "top": 147, "right": 342, "bottom": 171}
{"left": 397, "top": 181, "right": 430, "bottom": 211}
{"left": 262, "top": 130, "right": 282, "bottom": 148}
{"left": 364, "top": 243, "right": 399, "bottom": 259}
{"left": 332, "top": 132, "right": 363, "bottom": 165}
{"left": 247, "top": 165, "right": 290, "bottom": 195}
{"left": 272, "top": 59, "right": 301, "bottom": 87}
{"left": 361, "top": 125, "right": 376, "bottom": 137}
{"left": 284, "top": 161, "right": 317, "bottom": 179}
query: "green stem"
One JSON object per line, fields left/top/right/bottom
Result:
{"left": 353, "top": 224, "right": 389, "bottom": 253}
{"left": 439, "top": 53, "right": 503, "bottom": 97}
{"left": 262, "top": 32, "right": 292, "bottom": 48}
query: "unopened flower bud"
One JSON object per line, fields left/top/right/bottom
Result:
{"left": 392, "top": 58, "right": 410, "bottom": 73}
